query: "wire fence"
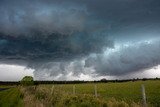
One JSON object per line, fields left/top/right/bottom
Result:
{"left": 50, "top": 83, "right": 160, "bottom": 107}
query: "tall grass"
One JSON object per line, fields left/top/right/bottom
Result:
{"left": 51, "top": 80, "right": 159, "bottom": 106}
{"left": 21, "top": 85, "right": 142, "bottom": 107}
{"left": 0, "top": 87, "right": 23, "bottom": 107}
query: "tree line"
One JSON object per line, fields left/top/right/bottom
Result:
{"left": 0, "top": 77, "right": 159, "bottom": 85}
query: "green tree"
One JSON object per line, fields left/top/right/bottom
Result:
{"left": 20, "top": 76, "right": 34, "bottom": 86}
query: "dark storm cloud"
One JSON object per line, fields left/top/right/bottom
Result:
{"left": 65, "top": 0, "right": 160, "bottom": 34}
{"left": 31, "top": 40, "right": 160, "bottom": 80}
{"left": 0, "top": 32, "right": 112, "bottom": 61}
{"left": 85, "top": 40, "right": 160, "bottom": 76}
{"left": 0, "top": 0, "right": 160, "bottom": 79}
{"left": 0, "top": 0, "right": 113, "bottom": 61}
{"left": 1, "top": 0, "right": 160, "bottom": 36}
{"left": 0, "top": 0, "right": 88, "bottom": 36}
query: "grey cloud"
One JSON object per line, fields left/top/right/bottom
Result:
{"left": 0, "top": 1, "right": 89, "bottom": 36}
{"left": 0, "top": 0, "right": 114, "bottom": 80}
{"left": 0, "top": 0, "right": 114, "bottom": 61}
{"left": 32, "top": 59, "right": 95, "bottom": 80}
{"left": 85, "top": 40, "right": 160, "bottom": 76}
{"left": 31, "top": 40, "right": 160, "bottom": 80}
{"left": 1, "top": 0, "right": 160, "bottom": 37}
{"left": 0, "top": 32, "right": 113, "bottom": 61}
{"left": 0, "top": 0, "right": 160, "bottom": 80}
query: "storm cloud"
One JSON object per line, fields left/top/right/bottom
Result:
{"left": 85, "top": 40, "right": 160, "bottom": 76}
{"left": 0, "top": 0, "right": 160, "bottom": 80}
{"left": 0, "top": 0, "right": 113, "bottom": 61}
{"left": 31, "top": 39, "right": 160, "bottom": 80}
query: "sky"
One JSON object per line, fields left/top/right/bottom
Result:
{"left": 0, "top": 0, "right": 160, "bottom": 81}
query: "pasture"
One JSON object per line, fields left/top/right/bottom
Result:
{"left": 0, "top": 80, "right": 160, "bottom": 107}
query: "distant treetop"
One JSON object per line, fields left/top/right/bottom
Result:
{"left": 20, "top": 76, "right": 34, "bottom": 86}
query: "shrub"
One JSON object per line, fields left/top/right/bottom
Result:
{"left": 20, "top": 76, "right": 34, "bottom": 86}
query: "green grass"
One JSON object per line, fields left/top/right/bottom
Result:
{"left": 0, "top": 80, "right": 160, "bottom": 107}
{"left": 23, "top": 85, "right": 132, "bottom": 107}
{"left": 0, "top": 85, "right": 13, "bottom": 88}
{"left": 0, "top": 87, "right": 23, "bottom": 107}
{"left": 46, "top": 80, "right": 160, "bottom": 106}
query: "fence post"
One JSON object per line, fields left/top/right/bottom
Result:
{"left": 51, "top": 85, "right": 54, "bottom": 95}
{"left": 141, "top": 84, "right": 147, "bottom": 107}
{"left": 73, "top": 85, "right": 75, "bottom": 95}
{"left": 94, "top": 84, "right": 97, "bottom": 97}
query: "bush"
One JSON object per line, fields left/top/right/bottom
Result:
{"left": 20, "top": 76, "right": 34, "bottom": 86}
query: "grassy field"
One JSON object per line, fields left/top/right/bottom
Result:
{"left": 41, "top": 80, "right": 160, "bottom": 106}
{"left": 0, "top": 87, "right": 23, "bottom": 107}
{"left": 55, "top": 80, "right": 160, "bottom": 106}
{"left": 0, "top": 80, "right": 160, "bottom": 107}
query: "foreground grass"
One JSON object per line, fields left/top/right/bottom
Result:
{"left": 0, "top": 87, "right": 23, "bottom": 107}
{"left": 21, "top": 85, "right": 141, "bottom": 107}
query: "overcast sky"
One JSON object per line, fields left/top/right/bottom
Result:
{"left": 0, "top": 0, "right": 160, "bottom": 81}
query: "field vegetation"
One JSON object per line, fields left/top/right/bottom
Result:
{"left": 0, "top": 87, "right": 23, "bottom": 107}
{"left": 0, "top": 80, "right": 160, "bottom": 107}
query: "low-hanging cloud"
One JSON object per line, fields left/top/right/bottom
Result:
{"left": 27, "top": 39, "right": 160, "bottom": 80}
{"left": 0, "top": 32, "right": 113, "bottom": 62}
{"left": 0, "top": 0, "right": 160, "bottom": 80}
{"left": 0, "top": 0, "right": 114, "bottom": 80}
{"left": 0, "top": 0, "right": 113, "bottom": 62}
{"left": 85, "top": 40, "right": 160, "bottom": 76}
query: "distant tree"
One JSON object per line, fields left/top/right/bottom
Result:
{"left": 20, "top": 76, "right": 34, "bottom": 86}
{"left": 100, "top": 78, "right": 107, "bottom": 82}
{"left": 142, "top": 78, "right": 147, "bottom": 81}
{"left": 132, "top": 78, "right": 135, "bottom": 82}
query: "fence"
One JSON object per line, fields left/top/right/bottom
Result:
{"left": 51, "top": 84, "right": 148, "bottom": 107}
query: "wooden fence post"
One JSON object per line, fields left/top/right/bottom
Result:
{"left": 94, "top": 85, "right": 97, "bottom": 97}
{"left": 51, "top": 85, "right": 54, "bottom": 95}
{"left": 141, "top": 84, "right": 147, "bottom": 107}
{"left": 73, "top": 85, "right": 75, "bottom": 95}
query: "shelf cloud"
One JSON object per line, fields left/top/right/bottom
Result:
{"left": 0, "top": 0, "right": 160, "bottom": 80}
